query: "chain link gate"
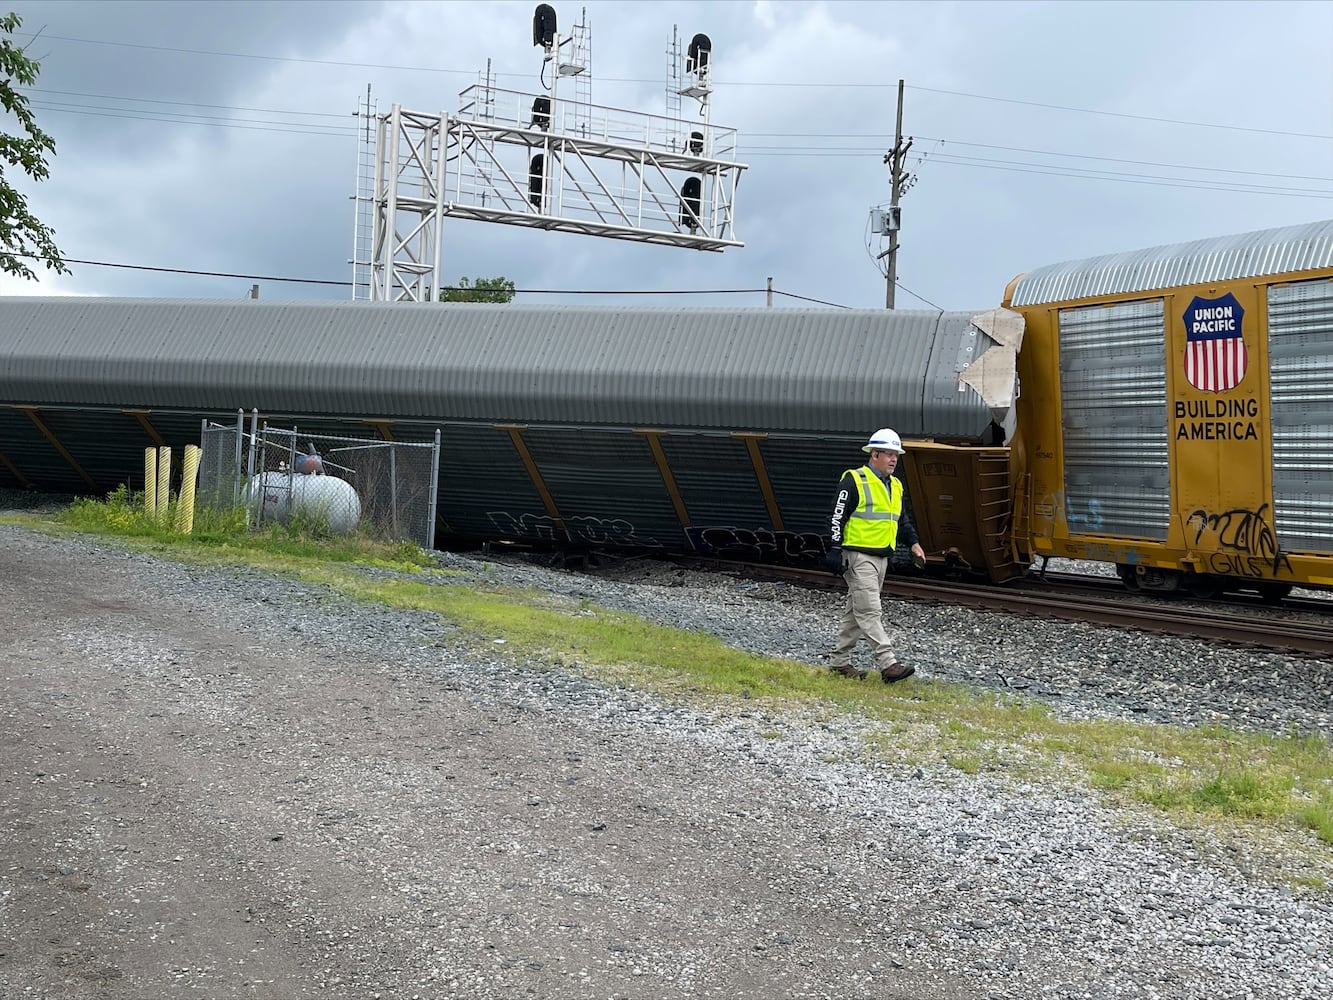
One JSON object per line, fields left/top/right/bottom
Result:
{"left": 198, "top": 410, "right": 441, "bottom": 550}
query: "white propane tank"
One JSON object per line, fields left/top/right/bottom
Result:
{"left": 247, "top": 472, "right": 362, "bottom": 535}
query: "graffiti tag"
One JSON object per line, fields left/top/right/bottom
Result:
{"left": 487, "top": 511, "right": 664, "bottom": 549}
{"left": 689, "top": 525, "right": 827, "bottom": 564}
{"left": 1186, "top": 503, "right": 1292, "bottom": 576}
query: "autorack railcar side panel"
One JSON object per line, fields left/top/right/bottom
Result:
{"left": 754, "top": 435, "right": 859, "bottom": 534}
{"left": 515, "top": 426, "right": 684, "bottom": 550}
{"left": 660, "top": 435, "right": 776, "bottom": 558}
{"left": 1168, "top": 278, "right": 1273, "bottom": 583}
{"left": 1057, "top": 298, "right": 1171, "bottom": 541}
{"left": 11, "top": 408, "right": 153, "bottom": 496}
{"left": 1008, "top": 218, "right": 1333, "bottom": 593}
{"left": 0, "top": 297, "right": 1012, "bottom": 568}
{"left": 0, "top": 407, "right": 55, "bottom": 490}
{"left": 431, "top": 423, "right": 552, "bottom": 544}
{"left": 1268, "top": 277, "right": 1333, "bottom": 553}
{"left": 0, "top": 300, "right": 996, "bottom": 441}
{"left": 0, "top": 406, "right": 135, "bottom": 494}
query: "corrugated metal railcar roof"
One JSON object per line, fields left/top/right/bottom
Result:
{"left": 0, "top": 299, "right": 996, "bottom": 439}
{"left": 1009, "top": 219, "right": 1333, "bottom": 307}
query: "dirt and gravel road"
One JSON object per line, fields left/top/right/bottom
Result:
{"left": 0, "top": 526, "right": 980, "bottom": 1000}
{"left": 2, "top": 522, "right": 1330, "bottom": 1000}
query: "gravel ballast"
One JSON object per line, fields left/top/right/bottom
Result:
{"left": 1, "top": 514, "right": 1331, "bottom": 1000}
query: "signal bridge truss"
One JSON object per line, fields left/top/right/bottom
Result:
{"left": 367, "top": 86, "right": 747, "bottom": 302}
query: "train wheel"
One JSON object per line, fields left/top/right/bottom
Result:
{"left": 1256, "top": 582, "right": 1292, "bottom": 605}
{"left": 1186, "top": 575, "right": 1220, "bottom": 600}
{"left": 1115, "top": 563, "right": 1139, "bottom": 590}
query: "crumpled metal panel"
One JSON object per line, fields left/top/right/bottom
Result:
{"left": 0, "top": 299, "right": 996, "bottom": 442}
{"left": 1010, "top": 220, "right": 1333, "bottom": 307}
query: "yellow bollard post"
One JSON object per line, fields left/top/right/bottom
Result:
{"left": 156, "top": 447, "right": 172, "bottom": 526}
{"left": 144, "top": 448, "right": 158, "bottom": 517}
{"left": 175, "top": 445, "right": 201, "bottom": 534}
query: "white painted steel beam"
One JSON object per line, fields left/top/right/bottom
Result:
{"left": 368, "top": 88, "right": 747, "bottom": 301}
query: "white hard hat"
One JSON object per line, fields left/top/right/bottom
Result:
{"left": 862, "top": 427, "right": 905, "bottom": 454}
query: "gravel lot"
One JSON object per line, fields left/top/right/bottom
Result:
{"left": 2, "top": 505, "right": 1331, "bottom": 1000}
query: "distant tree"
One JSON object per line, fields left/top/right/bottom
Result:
{"left": 0, "top": 13, "right": 68, "bottom": 280}
{"left": 439, "top": 275, "right": 516, "bottom": 303}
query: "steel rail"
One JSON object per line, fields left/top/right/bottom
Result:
{"left": 685, "top": 559, "right": 1333, "bottom": 658}
{"left": 880, "top": 577, "right": 1333, "bottom": 657}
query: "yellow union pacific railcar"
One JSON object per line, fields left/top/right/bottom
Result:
{"left": 1003, "top": 219, "right": 1333, "bottom": 599}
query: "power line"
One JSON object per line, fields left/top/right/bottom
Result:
{"left": 49, "top": 256, "right": 351, "bottom": 286}
{"left": 25, "top": 95, "right": 1329, "bottom": 199}
{"left": 28, "top": 100, "right": 353, "bottom": 137}
{"left": 770, "top": 290, "right": 851, "bottom": 309}
{"left": 915, "top": 155, "right": 1333, "bottom": 199}
{"left": 29, "top": 87, "right": 1333, "bottom": 166}
{"left": 893, "top": 281, "right": 942, "bottom": 311}
{"left": 30, "top": 86, "right": 350, "bottom": 120}
{"left": 18, "top": 31, "right": 481, "bottom": 76}
{"left": 25, "top": 253, "right": 836, "bottom": 302}
{"left": 19, "top": 30, "right": 1332, "bottom": 141}
{"left": 745, "top": 130, "right": 1332, "bottom": 183}
{"left": 907, "top": 84, "right": 1332, "bottom": 141}
{"left": 912, "top": 136, "right": 1333, "bottom": 183}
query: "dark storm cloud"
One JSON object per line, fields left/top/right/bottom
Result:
{"left": 8, "top": 0, "right": 377, "bottom": 152}
{"left": 3, "top": 1, "right": 1330, "bottom": 307}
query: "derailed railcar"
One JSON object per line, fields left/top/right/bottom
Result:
{"left": 0, "top": 300, "right": 1015, "bottom": 573}
{"left": 5, "top": 221, "right": 1330, "bottom": 599}
{"left": 1004, "top": 219, "right": 1333, "bottom": 598}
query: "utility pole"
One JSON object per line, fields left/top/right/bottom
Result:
{"left": 883, "top": 79, "right": 911, "bottom": 310}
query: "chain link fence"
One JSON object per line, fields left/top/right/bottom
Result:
{"left": 198, "top": 411, "right": 440, "bottom": 550}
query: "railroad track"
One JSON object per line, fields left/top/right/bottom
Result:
{"left": 688, "top": 560, "right": 1333, "bottom": 658}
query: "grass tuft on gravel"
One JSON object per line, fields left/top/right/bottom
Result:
{"left": 12, "top": 496, "right": 1333, "bottom": 863}
{"left": 51, "top": 485, "right": 436, "bottom": 571}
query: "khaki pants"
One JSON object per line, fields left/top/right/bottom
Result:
{"left": 831, "top": 549, "right": 896, "bottom": 670}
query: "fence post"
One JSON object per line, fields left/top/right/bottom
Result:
{"left": 176, "top": 445, "right": 201, "bottom": 534}
{"left": 233, "top": 409, "right": 245, "bottom": 506}
{"left": 247, "top": 409, "right": 261, "bottom": 524}
{"left": 389, "top": 445, "right": 399, "bottom": 538}
{"left": 144, "top": 448, "right": 158, "bottom": 517}
{"left": 427, "top": 428, "right": 441, "bottom": 551}
{"left": 247, "top": 408, "right": 259, "bottom": 479}
{"left": 155, "top": 448, "right": 172, "bottom": 525}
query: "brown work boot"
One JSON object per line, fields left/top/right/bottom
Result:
{"left": 830, "top": 663, "right": 868, "bottom": 680}
{"left": 880, "top": 662, "right": 916, "bottom": 684}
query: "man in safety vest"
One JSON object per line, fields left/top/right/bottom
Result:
{"left": 824, "top": 427, "right": 926, "bottom": 682}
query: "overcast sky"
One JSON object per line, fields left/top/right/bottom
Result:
{"left": 3, "top": 0, "right": 1331, "bottom": 310}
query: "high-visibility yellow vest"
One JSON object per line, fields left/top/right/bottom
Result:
{"left": 842, "top": 465, "right": 902, "bottom": 552}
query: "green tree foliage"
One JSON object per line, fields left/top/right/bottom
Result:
{"left": 439, "top": 275, "right": 516, "bottom": 303}
{"left": 0, "top": 13, "right": 68, "bottom": 280}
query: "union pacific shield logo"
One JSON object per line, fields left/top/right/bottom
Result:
{"left": 1183, "top": 293, "right": 1247, "bottom": 392}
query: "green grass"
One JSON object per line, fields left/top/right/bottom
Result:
{"left": 10, "top": 490, "right": 1333, "bottom": 881}
{"left": 53, "top": 485, "right": 433, "bottom": 570}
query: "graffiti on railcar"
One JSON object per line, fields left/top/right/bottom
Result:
{"left": 1065, "top": 496, "right": 1105, "bottom": 534}
{"left": 689, "top": 525, "right": 827, "bottom": 563}
{"left": 1186, "top": 503, "right": 1292, "bottom": 576}
{"left": 1035, "top": 490, "right": 1106, "bottom": 534}
{"left": 487, "top": 511, "right": 665, "bottom": 548}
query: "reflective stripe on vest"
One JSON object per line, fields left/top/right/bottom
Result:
{"left": 843, "top": 466, "right": 902, "bottom": 550}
